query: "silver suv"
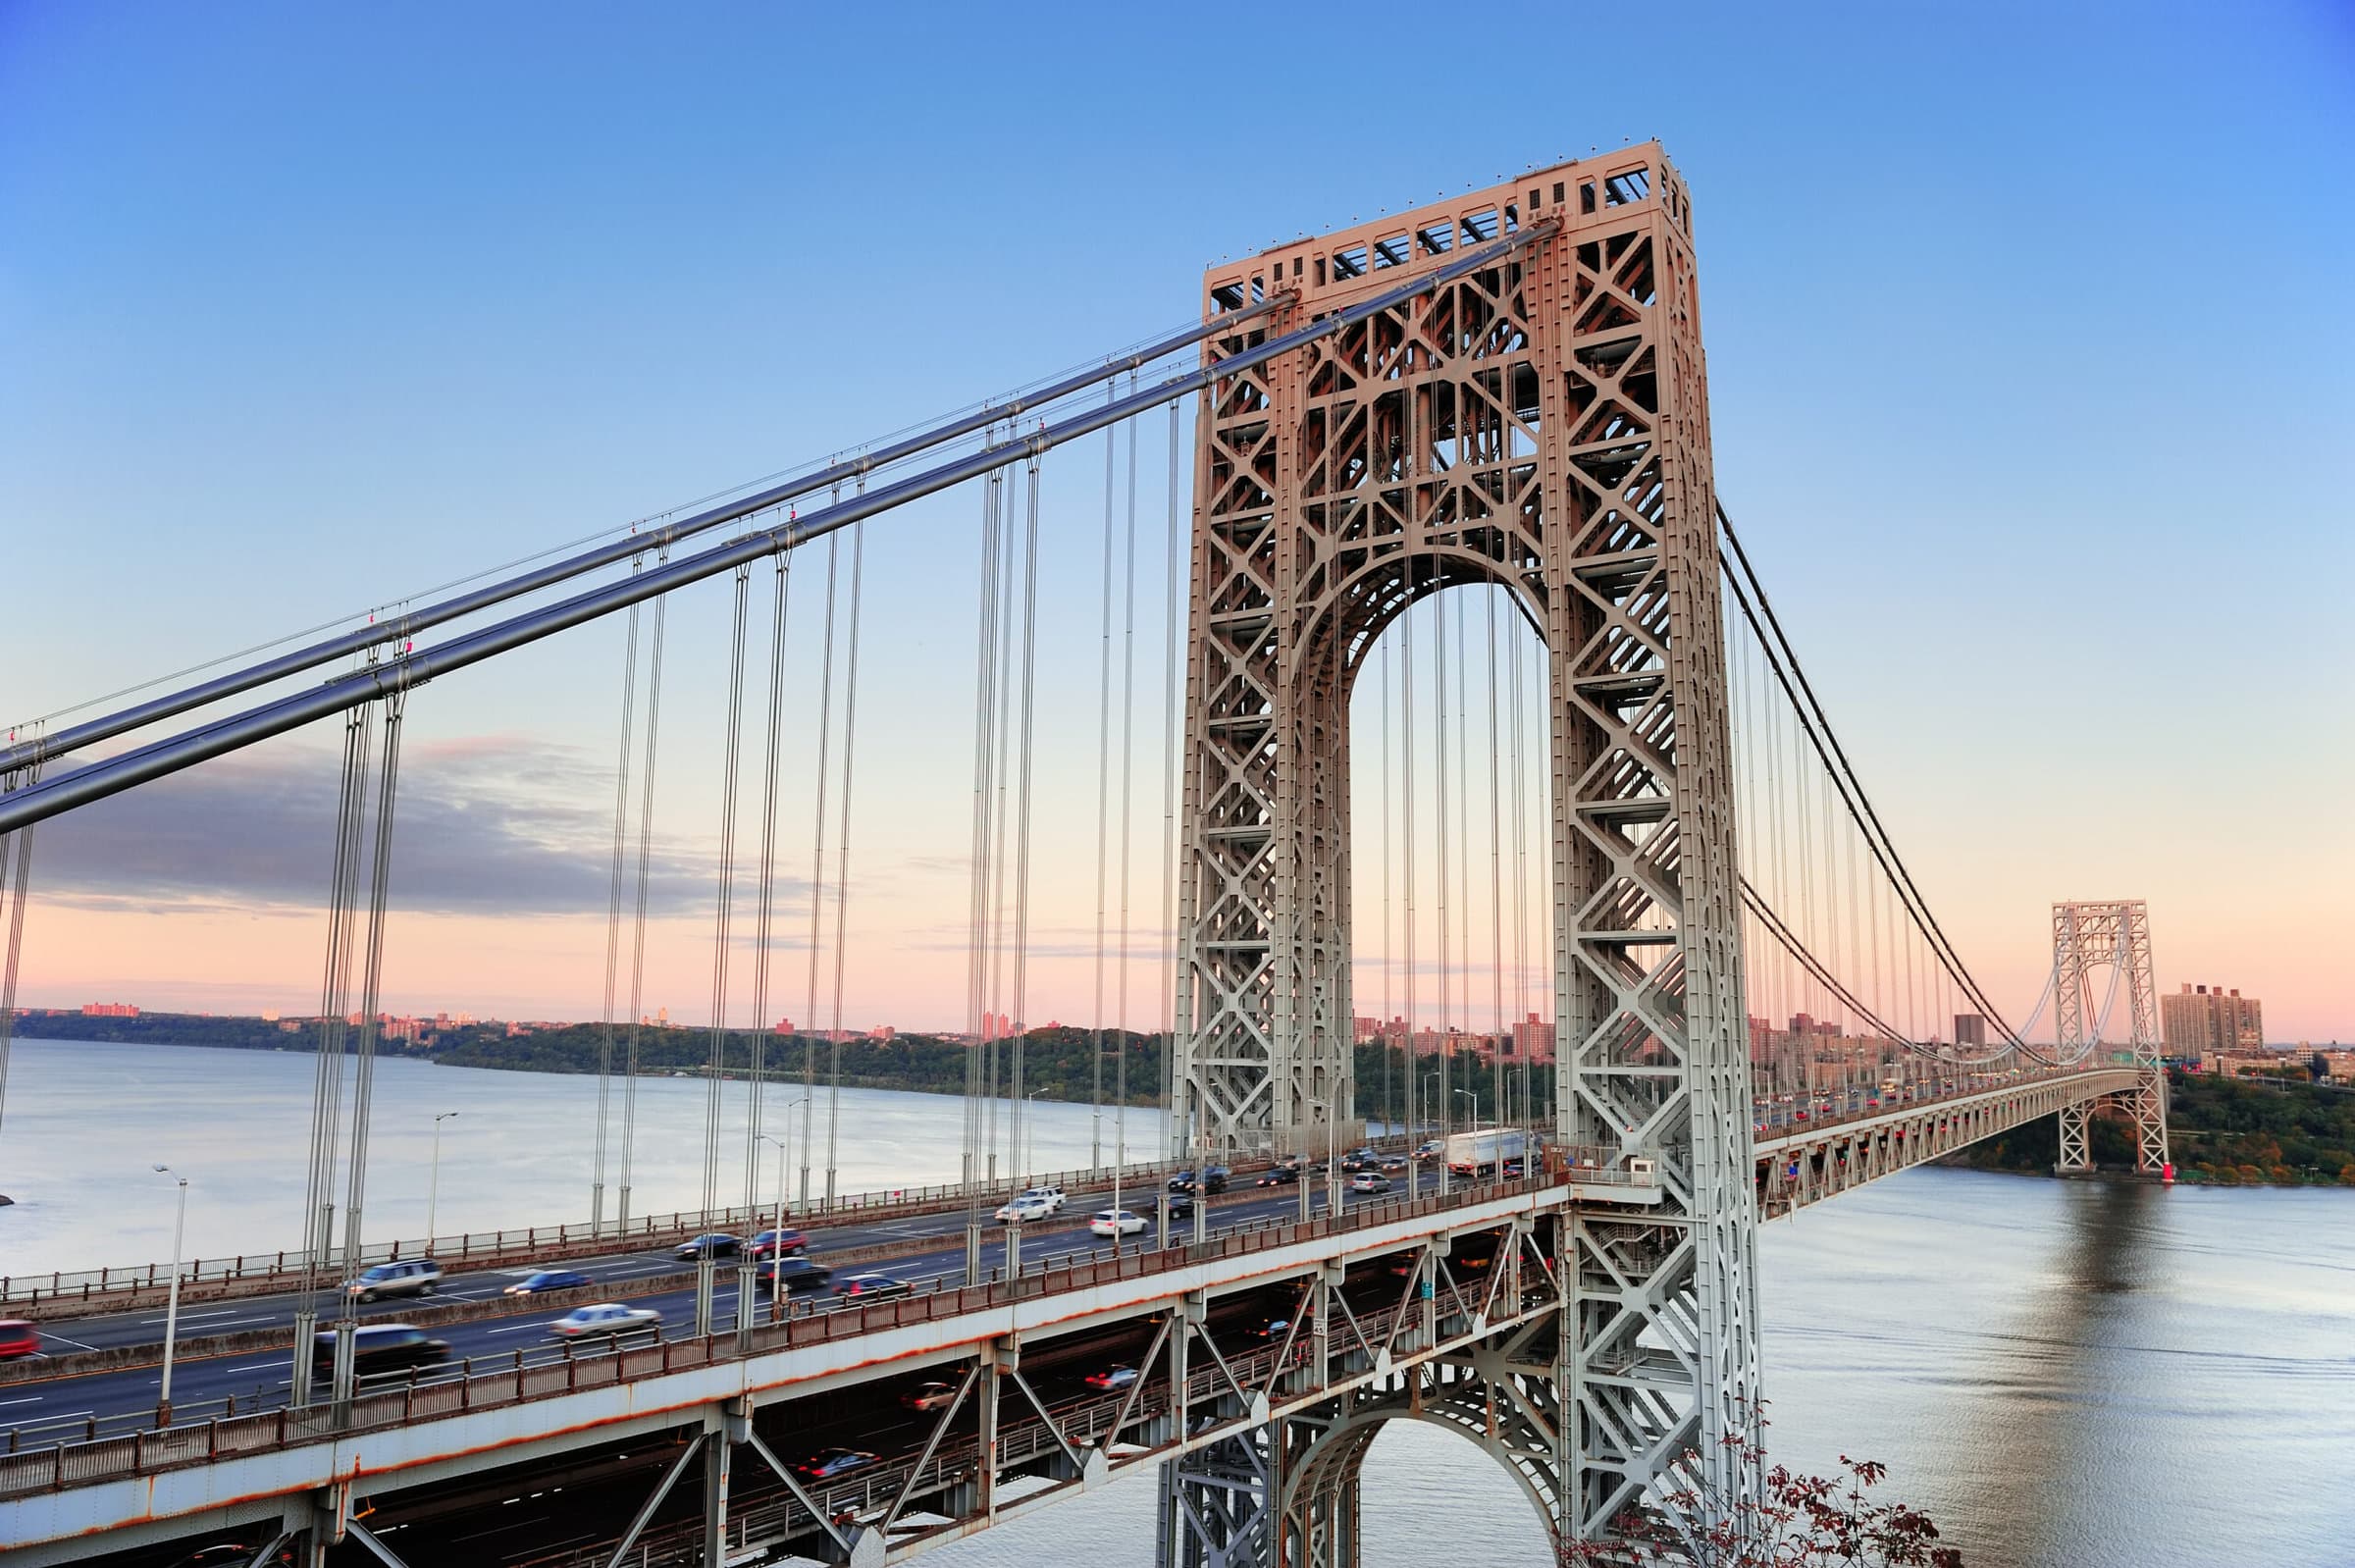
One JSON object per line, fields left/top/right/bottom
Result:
{"left": 345, "top": 1258, "right": 443, "bottom": 1303}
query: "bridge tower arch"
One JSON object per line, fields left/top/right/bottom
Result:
{"left": 2052, "top": 899, "right": 2170, "bottom": 1173}
{"left": 1168, "top": 144, "right": 1757, "bottom": 1554}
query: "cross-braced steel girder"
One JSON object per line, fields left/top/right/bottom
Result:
{"left": 2052, "top": 900, "right": 2169, "bottom": 1174}
{"left": 1168, "top": 145, "right": 1754, "bottom": 1554}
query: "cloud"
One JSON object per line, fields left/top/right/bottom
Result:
{"left": 28, "top": 735, "right": 728, "bottom": 918}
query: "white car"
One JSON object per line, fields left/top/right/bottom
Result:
{"left": 1017, "top": 1186, "right": 1066, "bottom": 1213}
{"left": 550, "top": 1302, "right": 662, "bottom": 1339}
{"left": 1089, "top": 1210, "right": 1147, "bottom": 1238}
{"left": 994, "top": 1195, "right": 1056, "bottom": 1224}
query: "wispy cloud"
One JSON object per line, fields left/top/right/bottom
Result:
{"left": 30, "top": 736, "right": 722, "bottom": 917}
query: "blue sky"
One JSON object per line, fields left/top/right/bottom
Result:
{"left": 2, "top": 2, "right": 2349, "bottom": 1037}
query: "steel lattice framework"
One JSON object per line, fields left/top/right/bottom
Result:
{"left": 2053, "top": 899, "right": 2169, "bottom": 1173}
{"left": 1168, "top": 143, "right": 1756, "bottom": 1548}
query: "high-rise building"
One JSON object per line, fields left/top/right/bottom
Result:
{"left": 2161, "top": 984, "right": 2264, "bottom": 1055}
{"left": 1954, "top": 1014, "right": 1986, "bottom": 1046}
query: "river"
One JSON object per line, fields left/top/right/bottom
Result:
{"left": 2, "top": 1039, "right": 2348, "bottom": 1567}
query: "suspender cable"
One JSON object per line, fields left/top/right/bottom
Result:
{"left": 1422, "top": 593, "right": 1440, "bottom": 1176}
{"left": 699, "top": 561, "right": 752, "bottom": 1335}
{"left": 821, "top": 504, "right": 868, "bottom": 1207}
{"left": 1157, "top": 404, "right": 1182, "bottom": 1163}
{"left": 0, "top": 223, "right": 1560, "bottom": 839}
{"left": 330, "top": 681, "right": 406, "bottom": 1411}
{"left": 1507, "top": 606, "right": 1532, "bottom": 1127}
{"left": 1089, "top": 387, "right": 1116, "bottom": 1170}
{"left": 0, "top": 753, "right": 38, "bottom": 1154}
{"left": 742, "top": 547, "right": 793, "bottom": 1309}
{"left": 985, "top": 463, "right": 1020, "bottom": 1180}
{"left": 1400, "top": 567, "right": 1419, "bottom": 1182}
{"left": 963, "top": 460, "right": 1006, "bottom": 1228}
{"left": 1486, "top": 589, "right": 1504, "bottom": 1130}
{"left": 1009, "top": 449, "right": 1044, "bottom": 1182}
{"left": 592, "top": 562, "right": 644, "bottom": 1235}
{"left": 289, "top": 701, "right": 371, "bottom": 1406}
{"left": 618, "top": 566, "right": 671, "bottom": 1232}
{"left": 1112, "top": 392, "right": 1140, "bottom": 1240}
{"left": 800, "top": 523, "right": 841, "bottom": 1206}
{"left": 1381, "top": 636, "right": 1393, "bottom": 1139}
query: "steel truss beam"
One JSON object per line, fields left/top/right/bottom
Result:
{"left": 2052, "top": 900, "right": 2169, "bottom": 1173}
{"left": 1169, "top": 143, "right": 1753, "bottom": 1552}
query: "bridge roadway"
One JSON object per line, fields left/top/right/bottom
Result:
{"left": 0, "top": 1068, "right": 2134, "bottom": 1566}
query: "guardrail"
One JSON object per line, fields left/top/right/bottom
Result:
{"left": 0, "top": 1152, "right": 1232, "bottom": 1316}
{"left": 0, "top": 1174, "right": 1547, "bottom": 1500}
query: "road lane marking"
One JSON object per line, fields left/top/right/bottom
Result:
{"left": 484, "top": 1323, "right": 547, "bottom": 1335}
{"left": 0, "top": 1395, "right": 47, "bottom": 1407}
{"left": 37, "top": 1333, "right": 97, "bottom": 1351}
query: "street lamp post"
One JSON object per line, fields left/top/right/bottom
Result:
{"left": 1022, "top": 1089, "right": 1049, "bottom": 1179}
{"left": 758, "top": 1097, "right": 806, "bottom": 1322}
{"left": 151, "top": 1165, "right": 188, "bottom": 1424}
{"left": 425, "top": 1111, "right": 459, "bottom": 1248}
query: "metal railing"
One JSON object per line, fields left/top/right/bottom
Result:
{"left": 0, "top": 1173, "right": 1546, "bottom": 1500}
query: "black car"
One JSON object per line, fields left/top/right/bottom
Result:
{"left": 1168, "top": 1167, "right": 1230, "bottom": 1195}
{"left": 1256, "top": 1168, "right": 1299, "bottom": 1187}
{"left": 674, "top": 1233, "right": 741, "bottom": 1260}
{"left": 759, "top": 1257, "right": 835, "bottom": 1293}
{"left": 833, "top": 1272, "right": 913, "bottom": 1301}
{"left": 310, "top": 1324, "right": 450, "bottom": 1379}
{"left": 1165, "top": 1192, "right": 1197, "bottom": 1223}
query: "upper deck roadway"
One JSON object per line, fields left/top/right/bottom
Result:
{"left": 0, "top": 1067, "right": 2136, "bottom": 1567}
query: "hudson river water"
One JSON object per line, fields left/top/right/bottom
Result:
{"left": 4, "top": 1040, "right": 2350, "bottom": 1567}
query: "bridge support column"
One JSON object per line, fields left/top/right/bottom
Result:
{"left": 705, "top": 1401, "right": 743, "bottom": 1567}
{"left": 1157, "top": 1426, "right": 1277, "bottom": 1568}
{"left": 2056, "top": 1100, "right": 2093, "bottom": 1173}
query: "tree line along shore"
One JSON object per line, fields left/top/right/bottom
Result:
{"left": 14, "top": 1015, "right": 2353, "bottom": 1184}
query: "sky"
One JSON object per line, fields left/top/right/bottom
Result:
{"left": 2, "top": 3, "right": 2350, "bottom": 1042}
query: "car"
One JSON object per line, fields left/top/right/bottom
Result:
{"left": 834, "top": 1272, "right": 914, "bottom": 1301}
{"left": 1348, "top": 1171, "right": 1390, "bottom": 1194}
{"left": 343, "top": 1259, "right": 441, "bottom": 1303}
{"left": 0, "top": 1320, "right": 38, "bottom": 1359}
{"left": 791, "top": 1447, "right": 880, "bottom": 1482}
{"left": 1167, "top": 1167, "right": 1228, "bottom": 1195}
{"left": 503, "top": 1269, "right": 591, "bottom": 1296}
{"left": 759, "top": 1257, "right": 835, "bottom": 1293}
{"left": 310, "top": 1324, "right": 450, "bottom": 1378}
{"left": 1379, "top": 1154, "right": 1407, "bottom": 1171}
{"left": 674, "top": 1233, "right": 741, "bottom": 1260}
{"left": 1256, "top": 1168, "right": 1299, "bottom": 1187}
{"left": 1090, "top": 1210, "right": 1147, "bottom": 1238}
{"left": 1016, "top": 1186, "right": 1067, "bottom": 1213}
{"left": 1247, "top": 1318, "right": 1292, "bottom": 1341}
{"left": 1794, "top": 1110, "right": 1810, "bottom": 1123}
{"left": 1165, "top": 1192, "right": 1197, "bottom": 1223}
{"left": 995, "top": 1194, "right": 1057, "bottom": 1224}
{"left": 1413, "top": 1140, "right": 1444, "bottom": 1159}
{"left": 901, "top": 1380, "right": 960, "bottom": 1412}
{"left": 1084, "top": 1364, "right": 1140, "bottom": 1390}
{"left": 1338, "top": 1150, "right": 1380, "bottom": 1172}
{"left": 746, "top": 1228, "right": 807, "bottom": 1260}
{"left": 550, "top": 1302, "right": 662, "bottom": 1339}
{"left": 1500, "top": 1159, "right": 1527, "bottom": 1178}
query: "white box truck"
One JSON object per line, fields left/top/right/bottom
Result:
{"left": 1442, "top": 1128, "right": 1531, "bottom": 1176}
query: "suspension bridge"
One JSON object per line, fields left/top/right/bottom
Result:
{"left": 0, "top": 143, "right": 2169, "bottom": 1567}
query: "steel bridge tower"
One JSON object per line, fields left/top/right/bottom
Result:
{"left": 1167, "top": 143, "right": 1756, "bottom": 1559}
{"left": 2053, "top": 898, "right": 2169, "bottom": 1173}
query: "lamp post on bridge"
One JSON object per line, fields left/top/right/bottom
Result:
{"left": 756, "top": 1098, "right": 805, "bottom": 1324}
{"left": 425, "top": 1111, "right": 458, "bottom": 1248}
{"left": 151, "top": 1165, "right": 188, "bottom": 1425}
